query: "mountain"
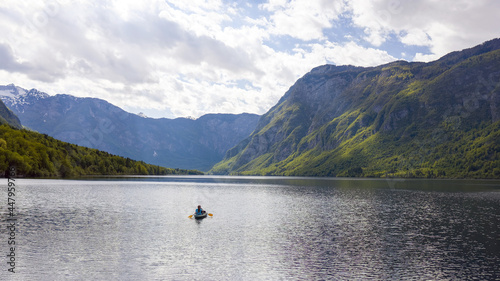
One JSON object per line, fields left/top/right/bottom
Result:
{"left": 211, "top": 38, "right": 500, "bottom": 178}
{"left": 0, "top": 85, "right": 22, "bottom": 129}
{"left": 0, "top": 86, "right": 260, "bottom": 171}
{"left": 0, "top": 124, "right": 202, "bottom": 178}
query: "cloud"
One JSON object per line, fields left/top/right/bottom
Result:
{"left": 0, "top": 0, "right": 499, "bottom": 118}
{"left": 0, "top": 1, "right": 261, "bottom": 83}
{"left": 0, "top": 43, "right": 28, "bottom": 72}
{"left": 400, "top": 29, "right": 432, "bottom": 47}
{"left": 348, "top": 0, "right": 500, "bottom": 60}
{"left": 323, "top": 41, "right": 397, "bottom": 66}
{"left": 0, "top": 42, "right": 69, "bottom": 83}
{"left": 413, "top": 52, "right": 440, "bottom": 62}
{"left": 261, "top": 0, "right": 346, "bottom": 41}
{"left": 173, "top": 34, "right": 264, "bottom": 76}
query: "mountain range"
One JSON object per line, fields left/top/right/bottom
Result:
{"left": 2, "top": 38, "right": 499, "bottom": 178}
{"left": 211, "top": 38, "right": 500, "bottom": 178}
{"left": 0, "top": 85, "right": 259, "bottom": 171}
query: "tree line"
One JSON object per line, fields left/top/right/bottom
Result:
{"left": 0, "top": 125, "right": 203, "bottom": 178}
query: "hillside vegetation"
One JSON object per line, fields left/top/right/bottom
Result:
{"left": 211, "top": 39, "right": 500, "bottom": 178}
{"left": 0, "top": 98, "right": 21, "bottom": 129}
{"left": 0, "top": 124, "right": 202, "bottom": 178}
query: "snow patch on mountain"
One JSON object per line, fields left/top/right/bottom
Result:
{"left": 0, "top": 84, "right": 50, "bottom": 109}
{"left": 0, "top": 90, "right": 16, "bottom": 99}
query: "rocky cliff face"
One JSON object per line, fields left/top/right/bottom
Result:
{"left": 0, "top": 86, "right": 260, "bottom": 171}
{"left": 211, "top": 38, "right": 500, "bottom": 178}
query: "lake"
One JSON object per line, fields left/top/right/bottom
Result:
{"left": 2, "top": 176, "right": 500, "bottom": 280}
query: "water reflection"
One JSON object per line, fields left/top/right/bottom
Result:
{"left": 1, "top": 177, "right": 499, "bottom": 280}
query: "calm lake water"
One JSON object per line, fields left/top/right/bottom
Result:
{"left": 1, "top": 176, "right": 500, "bottom": 280}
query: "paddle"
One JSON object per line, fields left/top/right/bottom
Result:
{"left": 188, "top": 213, "right": 213, "bottom": 219}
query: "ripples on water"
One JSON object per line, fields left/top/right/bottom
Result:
{"left": 1, "top": 177, "right": 499, "bottom": 280}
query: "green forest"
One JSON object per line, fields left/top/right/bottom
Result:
{"left": 0, "top": 124, "right": 203, "bottom": 178}
{"left": 239, "top": 121, "right": 500, "bottom": 179}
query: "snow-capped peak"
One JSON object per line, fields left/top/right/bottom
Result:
{"left": 0, "top": 84, "right": 23, "bottom": 99}
{"left": 15, "top": 86, "right": 27, "bottom": 96}
{"left": 0, "top": 84, "right": 49, "bottom": 109}
{"left": 27, "top": 89, "right": 50, "bottom": 99}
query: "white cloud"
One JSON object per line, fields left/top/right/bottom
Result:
{"left": 400, "top": 29, "right": 432, "bottom": 47}
{"left": 322, "top": 41, "right": 396, "bottom": 66}
{"left": 348, "top": 0, "right": 500, "bottom": 60}
{"left": 261, "top": 0, "right": 346, "bottom": 41}
{"left": 159, "top": 1, "right": 230, "bottom": 37}
{"left": 348, "top": 0, "right": 399, "bottom": 46}
{"left": 0, "top": 0, "right": 499, "bottom": 118}
{"left": 413, "top": 52, "right": 440, "bottom": 62}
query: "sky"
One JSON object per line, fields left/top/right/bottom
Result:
{"left": 1, "top": 0, "right": 499, "bottom": 119}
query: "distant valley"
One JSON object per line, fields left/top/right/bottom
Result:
{"left": 0, "top": 85, "right": 259, "bottom": 171}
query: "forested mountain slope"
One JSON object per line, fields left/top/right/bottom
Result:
{"left": 211, "top": 39, "right": 500, "bottom": 178}
{"left": 0, "top": 124, "right": 202, "bottom": 178}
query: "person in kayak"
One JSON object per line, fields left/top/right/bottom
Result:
{"left": 195, "top": 205, "right": 206, "bottom": 215}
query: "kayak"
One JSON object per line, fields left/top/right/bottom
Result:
{"left": 193, "top": 212, "right": 208, "bottom": 219}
